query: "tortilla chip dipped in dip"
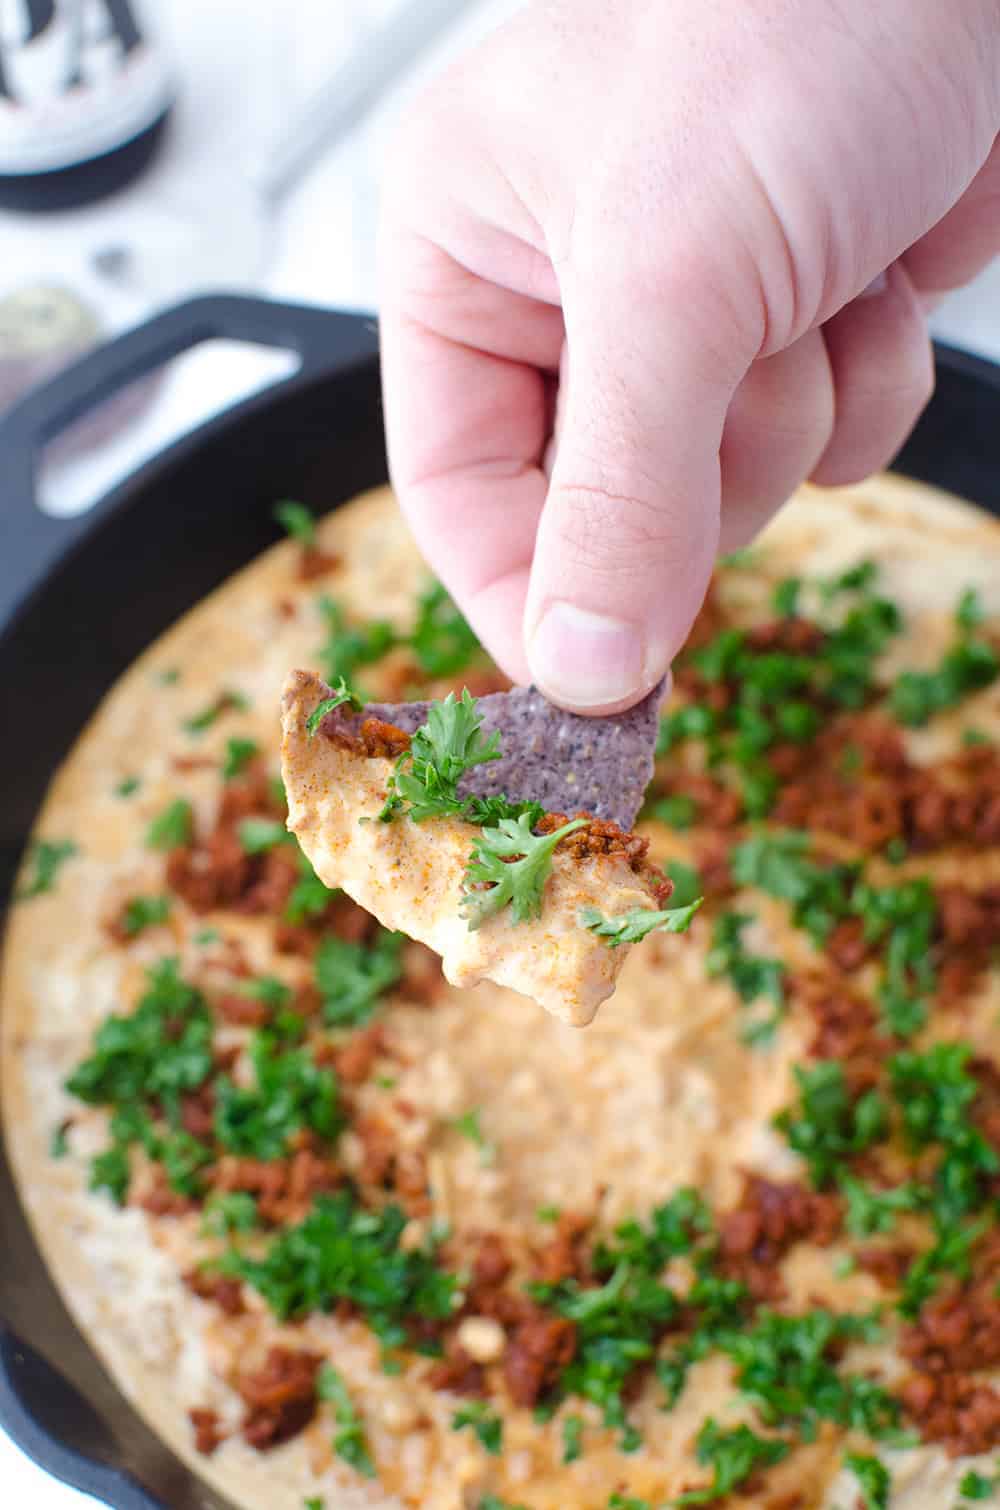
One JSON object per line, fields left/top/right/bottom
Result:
{"left": 281, "top": 671, "right": 699, "bottom": 1024}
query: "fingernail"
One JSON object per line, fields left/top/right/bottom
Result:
{"left": 528, "top": 601, "right": 644, "bottom": 708}
{"left": 860, "top": 270, "right": 889, "bottom": 299}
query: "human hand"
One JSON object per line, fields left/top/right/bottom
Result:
{"left": 379, "top": 0, "right": 1000, "bottom": 713}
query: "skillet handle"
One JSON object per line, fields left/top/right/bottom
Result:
{"left": 0, "top": 1326, "right": 165, "bottom": 1510}
{"left": 0, "top": 294, "right": 379, "bottom": 632}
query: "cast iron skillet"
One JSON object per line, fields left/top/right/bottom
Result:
{"left": 0, "top": 294, "right": 998, "bottom": 1510}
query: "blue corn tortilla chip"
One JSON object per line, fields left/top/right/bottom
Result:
{"left": 358, "top": 683, "right": 665, "bottom": 831}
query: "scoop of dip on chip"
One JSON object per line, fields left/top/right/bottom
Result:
{"left": 281, "top": 670, "right": 699, "bottom": 1024}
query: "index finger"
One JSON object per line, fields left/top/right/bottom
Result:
{"left": 379, "top": 226, "right": 564, "bottom": 688}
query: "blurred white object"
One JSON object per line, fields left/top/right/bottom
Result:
{"left": 90, "top": 0, "right": 480, "bottom": 305}
{"left": 0, "top": 0, "right": 172, "bottom": 201}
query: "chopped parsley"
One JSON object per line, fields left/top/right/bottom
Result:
{"left": 158, "top": 1128, "right": 213, "bottom": 1197}
{"left": 890, "top": 1041, "right": 986, "bottom": 1156}
{"left": 653, "top": 562, "right": 901, "bottom": 822}
{"left": 452, "top": 1400, "right": 503, "bottom": 1454}
{"left": 838, "top": 1174, "right": 927, "bottom": 1237}
{"left": 651, "top": 793, "right": 698, "bottom": 830}
{"left": 453, "top": 1108, "right": 495, "bottom": 1164}
{"left": 316, "top": 594, "right": 397, "bottom": 687}
{"left": 220, "top": 1190, "right": 459, "bottom": 1340}
{"left": 214, "top": 1032, "right": 342, "bottom": 1160}
{"left": 479, "top": 1499, "right": 528, "bottom": 1510}
{"left": 66, "top": 958, "right": 213, "bottom": 1124}
{"left": 891, "top": 588, "right": 998, "bottom": 726}
{"left": 314, "top": 928, "right": 403, "bottom": 1026}
{"left": 775, "top": 1062, "right": 888, "bottom": 1188}
{"left": 183, "top": 688, "right": 251, "bottom": 734}
{"left": 146, "top": 799, "right": 194, "bottom": 851}
{"left": 538, "top": 1191, "right": 711, "bottom": 1448}
{"left": 200, "top": 1191, "right": 258, "bottom": 1236}
{"left": 222, "top": 736, "right": 259, "bottom": 781}
{"left": 409, "top": 580, "right": 481, "bottom": 677}
{"left": 119, "top": 894, "right": 171, "bottom": 937}
{"left": 596, "top": 1188, "right": 711, "bottom": 1273}
{"left": 959, "top": 1466, "right": 1000, "bottom": 1499}
{"left": 50, "top": 1122, "right": 70, "bottom": 1159}
{"left": 657, "top": 704, "right": 719, "bottom": 756}
{"left": 464, "top": 814, "right": 588, "bottom": 928}
{"left": 156, "top": 666, "right": 180, "bottom": 685}
{"left": 663, "top": 860, "right": 703, "bottom": 910}
{"left": 239, "top": 974, "right": 292, "bottom": 1007}
{"left": 705, "top": 912, "right": 785, "bottom": 1045}
{"left": 822, "top": 574, "right": 903, "bottom": 711}
{"left": 674, "top": 1419, "right": 789, "bottom": 1505}
{"left": 957, "top": 587, "right": 986, "bottom": 632}
{"left": 89, "top": 1143, "right": 132, "bottom": 1204}
{"left": 562, "top": 1413, "right": 584, "bottom": 1463}
{"left": 237, "top": 975, "right": 306, "bottom": 1040}
{"left": 888, "top": 1043, "right": 999, "bottom": 1314}
{"left": 274, "top": 499, "right": 316, "bottom": 546}
{"left": 67, "top": 963, "right": 217, "bottom": 1204}
{"left": 16, "top": 838, "right": 77, "bottom": 899}
{"left": 823, "top": 561, "right": 880, "bottom": 597}
{"left": 840, "top": 741, "right": 864, "bottom": 775}
{"left": 580, "top": 898, "right": 703, "bottom": 947}
{"left": 733, "top": 831, "right": 939, "bottom": 1036}
{"left": 739, "top": 762, "right": 780, "bottom": 818}
{"left": 843, "top": 1451, "right": 891, "bottom": 1510}
{"left": 730, "top": 831, "right": 855, "bottom": 945}
{"left": 772, "top": 576, "right": 802, "bottom": 618}
{"left": 381, "top": 689, "right": 500, "bottom": 823}
{"left": 657, "top": 1268, "right": 751, "bottom": 1410}
{"left": 114, "top": 775, "right": 141, "bottom": 798}
{"left": 720, "top": 1308, "right": 896, "bottom": 1439}
{"left": 718, "top": 546, "right": 757, "bottom": 568}
{"left": 306, "top": 676, "right": 363, "bottom": 735}
{"left": 853, "top": 876, "right": 937, "bottom": 1038}
{"left": 466, "top": 793, "right": 546, "bottom": 827}
{"left": 878, "top": 988, "right": 928, "bottom": 1041}
{"left": 899, "top": 1216, "right": 992, "bottom": 1319}
{"left": 285, "top": 849, "right": 336, "bottom": 923}
{"left": 317, "top": 1363, "right": 375, "bottom": 1477}
{"left": 452, "top": 1107, "right": 485, "bottom": 1144}
{"left": 238, "top": 817, "right": 293, "bottom": 854}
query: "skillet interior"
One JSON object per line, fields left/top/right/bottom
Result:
{"left": 0, "top": 303, "right": 998, "bottom": 1510}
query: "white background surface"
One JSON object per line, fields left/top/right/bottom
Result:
{"left": 1, "top": 0, "right": 998, "bottom": 1504}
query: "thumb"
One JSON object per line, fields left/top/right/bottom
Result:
{"left": 524, "top": 264, "right": 745, "bottom": 714}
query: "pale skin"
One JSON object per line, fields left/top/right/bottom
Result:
{"left": 378, "top": 0, "right": 1000, "bottom": 714}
